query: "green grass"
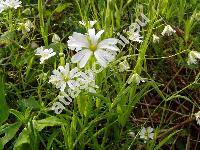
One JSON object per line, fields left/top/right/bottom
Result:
{"left": 0, "top": 0, "right": 200, "bottom": 149}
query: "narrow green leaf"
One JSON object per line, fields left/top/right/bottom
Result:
{"left": 35, "top": 117, "right": 65, "bottom": 131}
{"left": 0, "top": 122, "right": 22, "bottom": 148}
{"left": 9, "top": 109, "right": 24, "bottom": 122}
{"left": 0, "top": 75, "right": 9, "bottom": 124}
{"left": 14, "top": 128, "right": 30, "bottom": 150}
{"left": 53, "top": 3, "right": 72, "bottom": 13}
{"left": 155, "top": 130, "right": 182, "bottom": 150}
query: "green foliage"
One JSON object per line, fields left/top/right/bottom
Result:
{"left": 0, "top": 75, "right": 9, "bottom": 125}
{"left": 0, "top": 0, "right": 200, "bottom": 149}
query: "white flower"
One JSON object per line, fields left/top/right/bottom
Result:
{"left": 0, "top": 0, "right": 21, "bottom": 12}
{"left": 139, "top": 127, "right": 154, "bottom": 142}
{"left": 187, "top": 51, "right": 200, "bottom": 65}
{"left": 24, "top": 20, "right": 34, "bottom": 31}
{"left": 161, "top": 25, "right": 176, "bottom": 36}
{"left": 52, "top": 33, "right": 61, "bottom": 43}
{"left": 127, "top": 24, "right": 143, "bottom": 43}
{"left": 35, "top": 47, "right": 56, "bottom": 64}
{"left": 119, "top": 60, "right": 130, "bottom": 72}
{"left": 67, "top": 28, "right": 119, "bottom": 68}
{"left": 0, "top": 0, "right": 6, "bottom": 13}
{"left": 127, "top": 73, "right": 146, "bottom": 85}
{"left": 78, "top": 70, "right": 99, "bottom": 93}
{"left": 194, "top": 111, "right": 200, "bottom": 126}
{"left": 153, "top": 34, "right": 160, "bottom": 43}
{"left": 128, "top": 31, "right": 143, "bottom": 43}
{"left": 18, "top": 20, "right": 34, "bottom": 33}
{"left": 4, "top": 0, "right": 21, "bottom": 9}
{"left": 49, "top": 63, "right": 81, "bottom": 92}
{"left": 79, "top": 20, "right": 97, "bottom": 28}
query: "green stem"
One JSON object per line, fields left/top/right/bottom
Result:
{"left": 75, "top": 0, "right": 83, "bottom": 20}
{"left": 59, "top": 44, "right": 65, "bottom": 66}
{"left": 133, "top": 23, "right": 153, "bottom": 74}
{"left": 8, "top": 9, "right": 13, "bottom": 31}
{"left": 38, "top": 0, "right": 48, "bottom": 46}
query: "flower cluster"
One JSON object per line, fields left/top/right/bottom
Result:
{"left": 0, "top": 0, "right": 21, "bottom": 13}
{"left": 49, "top": 63, "right": 98, "bottom": 98}
{"left": 34, "top": 25, "right": 120, "bottom": 107}
{"left": 151, "top": 25, "right": 200, "bottom": 66}
{"left": 152, "top": 25, "right": 176, "bottom": 43}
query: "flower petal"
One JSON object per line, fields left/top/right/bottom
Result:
{"left": 71, "top": 50, "right": 86, "bottom": 63}
{"left": 98, "top": 38, "right": 119, "bottom": 47}
{"left": 94, "top": 49, "right": 115, "bottom": 67}
{"left": 88, "top": 28, "right": 96, "bottom": 44}
{"left": 69, "top": 67, "right": 80, "bottom": 78}
{"left": 67, "top": 32, "right": 89, "bottom": 51}
{"left": 79, "top": 49, "right": 92, "bottom": 68}
{"left": 94, "top": 50, "right": 107, "bottom": 67}
{"left": 98, "top": 44, "right": 119, "bottom": 51}
{"left": 149, "top": 133, "right": 154, "bottom": 139}
{"left": 94, "top": 30, "right": 104, "bottom": 44}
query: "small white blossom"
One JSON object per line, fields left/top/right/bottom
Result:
{"left": 18, "top": 20, "right": 34, "bottom": 33}
{"left": 127, "top": 73, "right": 146, "bottom": 85}
{"left": 119, "top": 60, "right": 130, "bottom": 72}
{"left": 67, "top": 28, "right": 119, "bottom": 68}
{"left": 128, "top": 31, "right": 143, "bottom": 43}
{"left": 161, "top": 25, "right": 176, "bottom": 36}
{"left": 52, "top": 33, "right": 61, "bottom": 43}
{"left": 78, "top": 70, "right": 99, "bottom": 93}
{"left": 35, "top": 47, "right": 56, "bottom": 64}
{"left": 187, "top": 51, "right": 200, "bottom": 65}
{"left": 0, "top": 0, "right": 6, "bottom": 13}
{"left": 153, "top": 34, "right": 160, "bottom": 43}
{"left": 194, "top": 111, "right": 200, "bottom": 126}
{"left": 24, "top": 20, "right": 34, "bottom": 31}
{"left": 49, "top": 63, "right": 80, "bottom": 92}
{"left": 79, "top": 20, "right": 97, "bottom": 28}
{"left": 5, "top": 0, "right": 21, "bottom": 9}
{"left": 139, "top": 127, "right": 154, "bottom": 143}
